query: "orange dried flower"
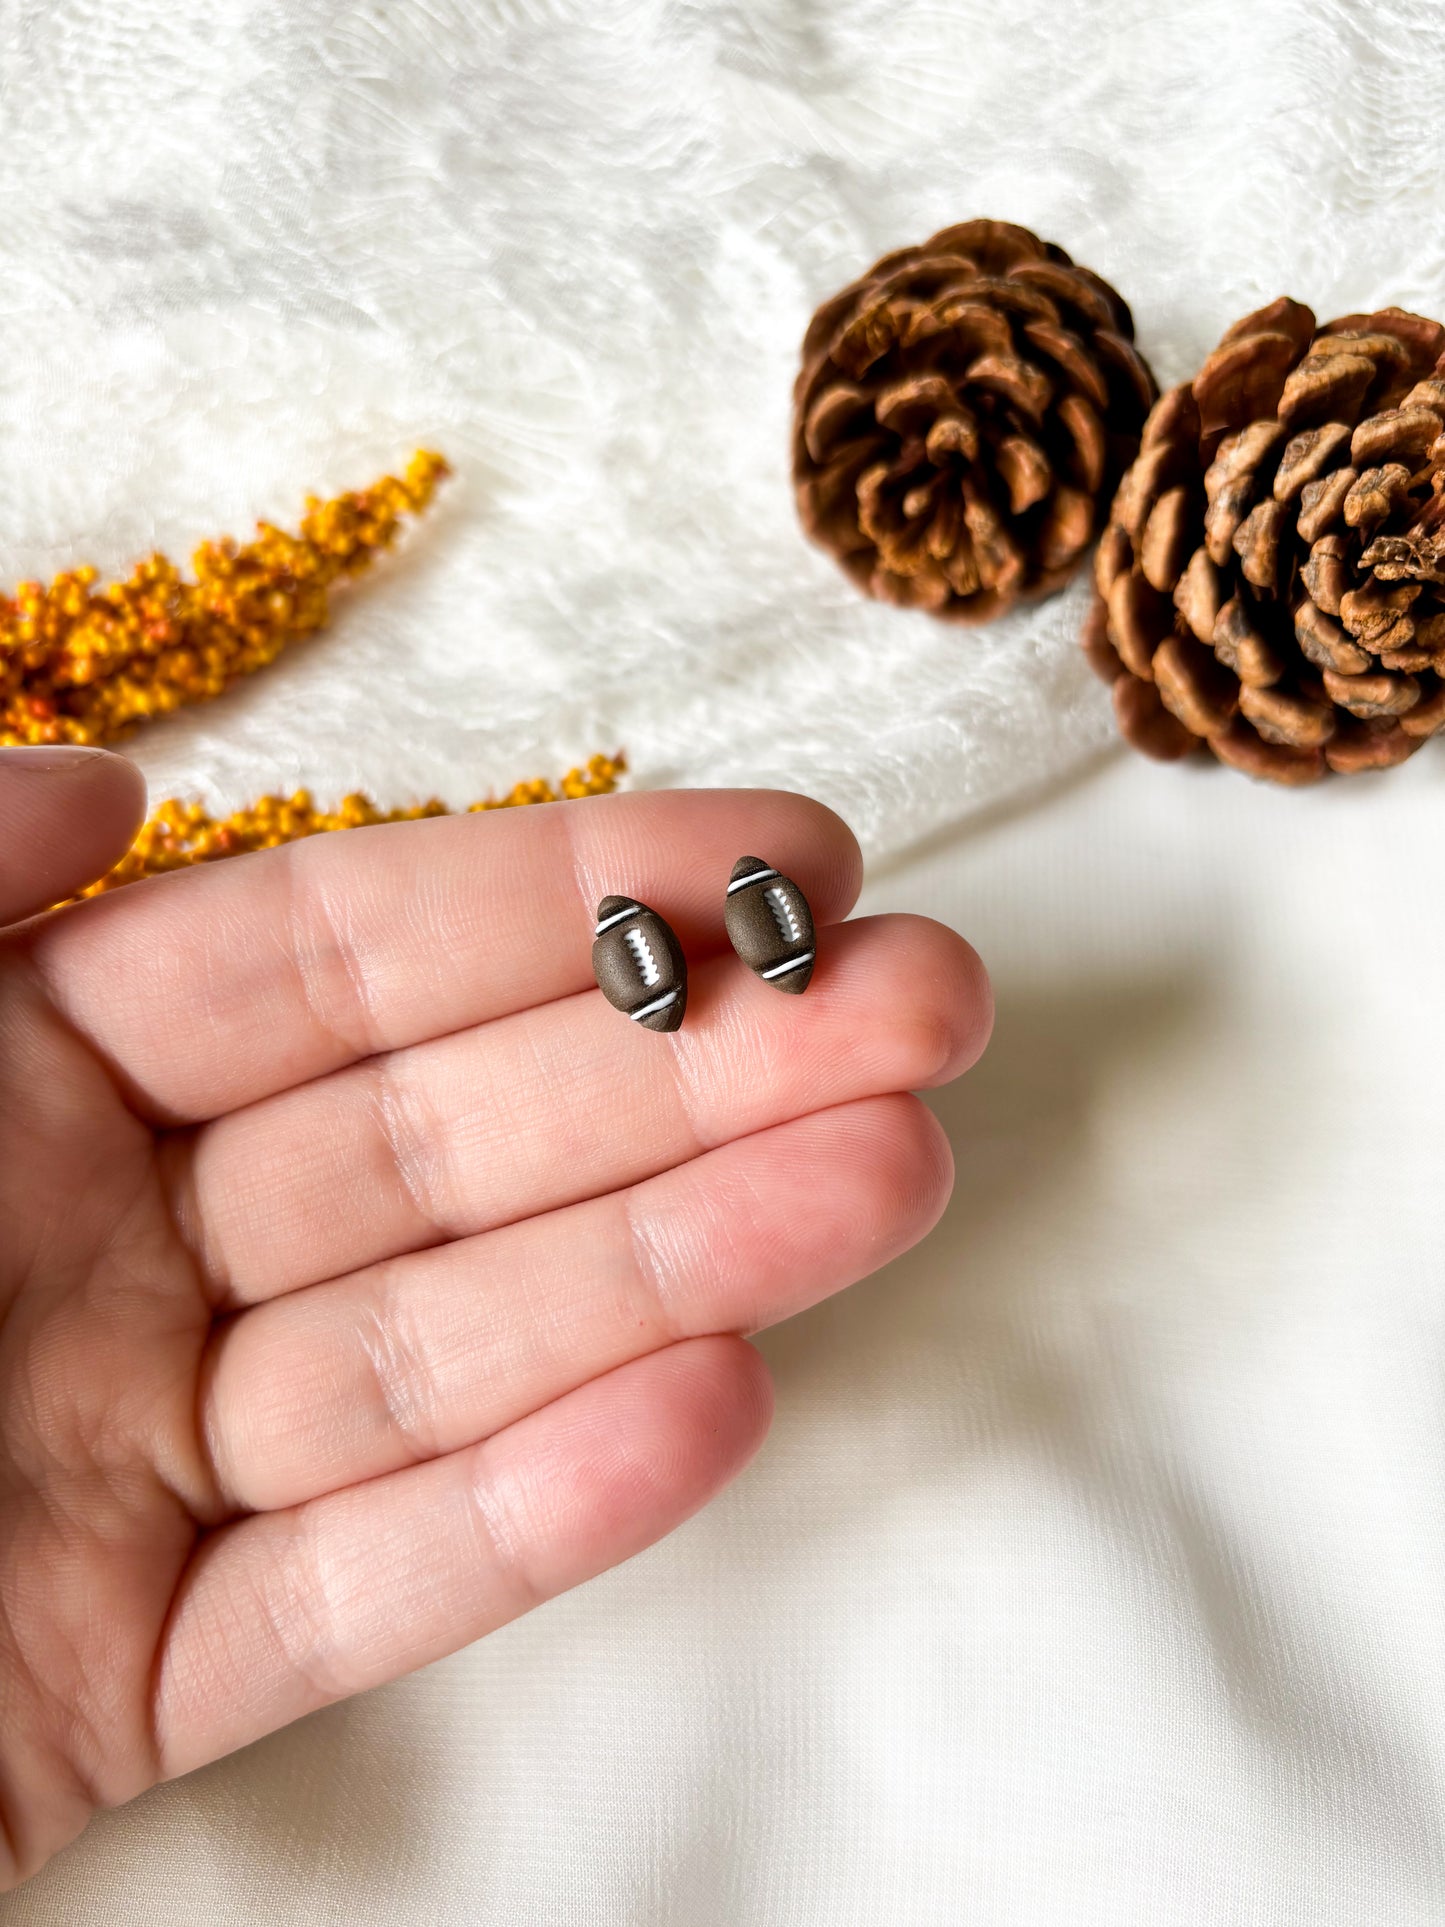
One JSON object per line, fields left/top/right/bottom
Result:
{"left": 1, "top": 450, "right": 450, "bottom": 747}
{"left": 73, "top": 753, "right": 628, "bottom": 900}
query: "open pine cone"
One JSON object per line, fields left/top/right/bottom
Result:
{"left": 1088, "top": 298, "right": 1445, "bottom": 781}
{"left": 792, "top": 221, "right": 1157, "bottom": 621}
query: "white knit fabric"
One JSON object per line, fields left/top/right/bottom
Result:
{"left": 18, "top": 0, "right": 1443, "bottom": 854}
{"left": 6, "top": 0, "right": 1445, "bottom": 1919}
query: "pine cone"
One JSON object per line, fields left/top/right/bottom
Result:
{"left": 792, "top": 221, "right": 1157, "bottom": 621}
{"left": 1088, "top": 298, "right": 1445, "bottom": 782}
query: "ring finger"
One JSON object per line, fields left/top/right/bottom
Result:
{"left": 200, "top": 1092, "right": 953, "bottom": 1513}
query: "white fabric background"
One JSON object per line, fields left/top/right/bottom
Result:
{"left": 5, "top": 0, "right": 1445, "bottom": 1919}
{"left": 9, "top": 0, "right": 1444, "bottom": 851}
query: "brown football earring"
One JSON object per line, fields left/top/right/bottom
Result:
{"left": 592, "top": 896, "right": 688, "bottom": 1032}
{"left": 724, "top": 858, "right": 815, "bottom": 994}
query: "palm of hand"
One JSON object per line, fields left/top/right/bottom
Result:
{"left": 0, "top": 754, "right": 989, "bottom": 1888}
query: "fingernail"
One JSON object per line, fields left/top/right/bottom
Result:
{"left": 0, "top": 745, "right": 108, "bottom": 774}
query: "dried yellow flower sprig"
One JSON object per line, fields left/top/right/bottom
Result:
{"left": 1, "top": 450, "right": 450, "bottom": 748}
{"left": 74, "top": 752, "right": 628, "bottom": 899}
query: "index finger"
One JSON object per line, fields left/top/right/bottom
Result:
{"left": 24, "top": 789, "right": 862, "bottom": 1122}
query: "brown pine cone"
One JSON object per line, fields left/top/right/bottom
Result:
{"left": 792, "top": 220, "right": 1157, "bottom": 621}
{"left": 1088, "top": 297, "right": 1445, "bottom": 782}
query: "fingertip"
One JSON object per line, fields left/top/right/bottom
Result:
{"left": 841, "top": 915, "right": 992, "bottom": 1091}
{"left": 916, "top": 922, "right": 993, "bottom": 1086}
{"left": 515, "top": 1338, "right": 772, "bottom": 1585}
{"left": 950, "top": 932, "right": 995, "bottom": 1078}
{"left": 94, "top": 747, "right": 149, "bottom": 827}
{"left": 0, "top": 742, "right": 147, "bottom": 818}
{"left": 865, "top": 1090, "right": 957, "bottom": 1239}
{"left": 0, "top": 746, "right": 148, "bottom": 924}
{"left": 794, "top": 1093, "right": 956, "bottom": 1278}
{"left": 642, "top": 1334, "right": 775, "bottom": 1484}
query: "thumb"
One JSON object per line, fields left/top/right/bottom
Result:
{"left": 0, "top": 746, "right": 148, "bottom": 925}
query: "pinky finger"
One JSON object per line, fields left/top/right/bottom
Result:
{"left": 154, "top": 1336, "right": 771, "bottom": 1778}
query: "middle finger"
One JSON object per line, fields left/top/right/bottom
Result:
{"left": 200, "top": 1092, "right": 953, "bottom": 1513}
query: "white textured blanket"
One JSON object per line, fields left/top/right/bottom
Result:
{"left": 14, "top": 0, "right": 1436, "bottom": 857}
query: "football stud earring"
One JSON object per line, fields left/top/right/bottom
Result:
{"left": 592, "top": 896, "right": 688, "bottom": 1032}
{"left": 724, "top": 858, "right": 815, "bottom": 994}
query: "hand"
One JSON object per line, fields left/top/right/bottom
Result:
{"left": 0, "top": 745, "right": 991, "bottom": 1887}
